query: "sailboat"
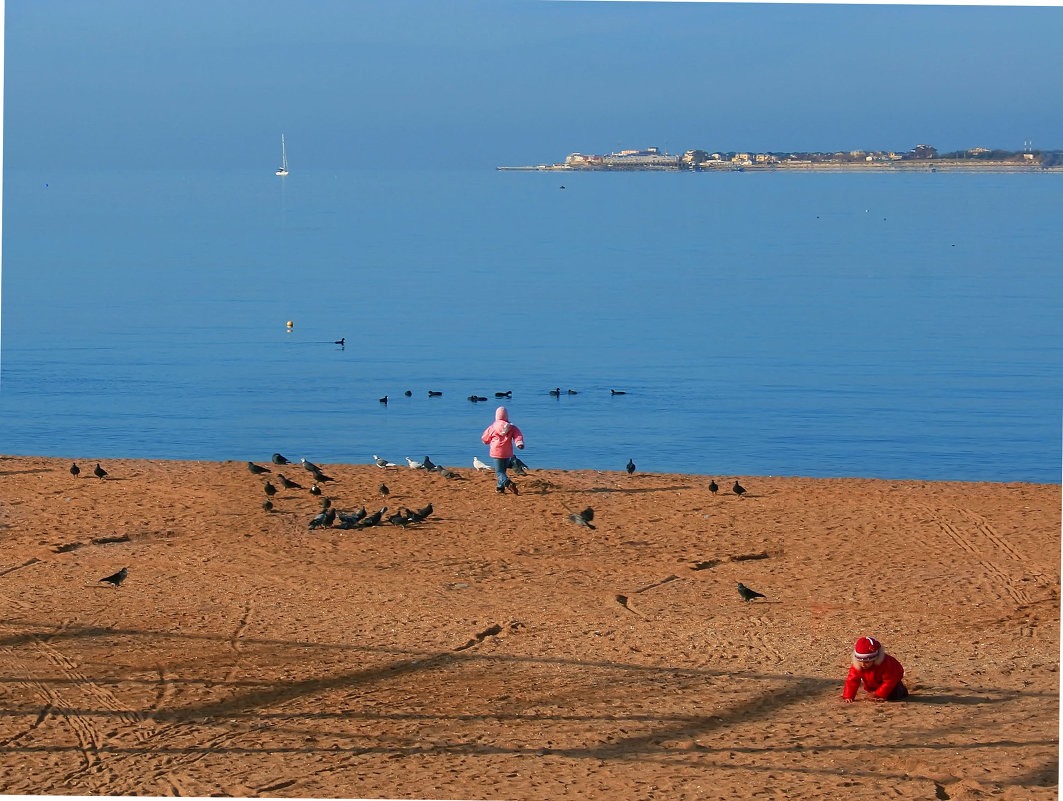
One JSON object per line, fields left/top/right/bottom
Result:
{"left": 275, "top": 134, "right": 289, "bottom": 176}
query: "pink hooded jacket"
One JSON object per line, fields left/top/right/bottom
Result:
{"left": 481, "top": 406, "right": 524, "bottom": 459}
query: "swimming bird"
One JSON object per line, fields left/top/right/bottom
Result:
{"left": 708, "top": 479, "right": 719, "bottom": 495}
{"left": 263, "top": 499, "right": 274, "bottom": 512}
{"left": 549, "top": 388, "right": 561, "bottom": 397}
{"left": 70, "top": 462, "right": 81, "bottom": 478}
{"left": 473, "top": 457, "right": 492, "bottom": 472}
{"left": 247, "top": 461, "right": 271, "bottom": 475}
{"left": 379, "top": 483, "right": 390, "bottom": 497}
{"left": 733, "top": 480, "right": 746, "bottom": 497}
{"left": 567, "top": 389, "right": 578, "bottom": 395}
{"left": 737, "top": 582, "right": 766, "bottom": 602}
{"left": 373, "top": 455, "right": 397, "bottom": 469}
{"left": 300, "top": 458, "right": 321, "bottom": 473}
{"left": 263, "top": 481, "right": 277, "bottom": 497}
{"left": 277, "top": 474, "right": 303, "bottom": 490}
{"left": 93, "top": 463, "right": 108, "bottom": 480}
{"left": 495, "top": 391, "right": 512, "bottom": 398}
{"left": 610, "top": 389, "right": 626, "bottom": 396}
{"left": 379, "top": 395, "right": 388, "bottom": 405}
{"left": 99, "top": 567, "right": 128, "bottom": 587}
{"left": 428, "top": 390, "right": 443, "bottom": 397}
{"left": 404, "top": 390, "right": 412, "bottom": 396}
{"left": 626, "top": 459, "right": 635, "bottom": 475}
{"left": 335, "top": 337, "right": 345, "bottom": 346}
{"left": 567, "top": 507, "right": 596, "bottom": 530}
{"left": 272, "top": 453, "right": 291, "bottom": 465}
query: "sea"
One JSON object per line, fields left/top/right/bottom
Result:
{"left": 1, "top": 166, "right": 1060, "bottom": 483}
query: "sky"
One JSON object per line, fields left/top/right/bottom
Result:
{"left": 2, "top": 0, "right": 1063, "bottom": 171}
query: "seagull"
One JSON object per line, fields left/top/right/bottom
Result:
{"left": 733, "top": 480, "right": 747, "bottom": 497}
{"left": 300, "top": 458, "right": 321, "bottom": 473}
{"left": 626, "top": 459, "right": 635, "bottom": 475}
{"left": 272, "top": 453, "right": 291, "bottom": 465}
{"left": 708, "top": 479, "right": 719, "bottom": 495}
{"left": 70, "top": 462, "right": 81, "bottom": 478}
{"left": 93, "top": 463, "right": 108, "bottom": 480}
{"left": 567, "top": 507, "right": 596, "bottom": 529}
{"left": 373, "top": 455, "right": 397, "bottom": 469}
{"left": 610, "top": 389, "right": 626, "bottom": 396}
{"left": 379, "top": 483, "right": 390, "bottom": 497}
{"left": 277, "top": 474, "right": 303, "bottom": 490}
{"left": 99, "top": 567, "right": 128, "bottom": 587}
{"left": 737, "top": 582, "right": 766, "bottom": 602}
{"left": 263, "top": 481, "right": 277, "bottom": 497}
{"left": 406, "top": 457, "right": 426, "bottom": 469}
{"left": 428, "top": 390, "right": 443, "bottom": 397}
{"left": 247, "top": 461, "right": 271, "bottom": 475}
{"left": 473, "top": 457, "right": 492, "bottom": 472}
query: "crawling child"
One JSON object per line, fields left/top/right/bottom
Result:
{"left": 842, "top": 636, "right": 909, "bottom": 702}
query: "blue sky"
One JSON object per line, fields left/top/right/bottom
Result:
{"left": 3, "top": 0, "right": 1063, "bottom": 171}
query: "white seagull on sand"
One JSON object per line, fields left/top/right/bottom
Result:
{"left": 406, "top": 457, "right": 426, "bottom": 469}
{"left": 473, "top": 457, "right": 493, "bottom": 472}
{"left": 373, "top": 455, "right": 397, "bottom": 468}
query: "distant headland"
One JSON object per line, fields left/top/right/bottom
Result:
{"left": 498, "top": 143, "right": 1063, "bottom": 172}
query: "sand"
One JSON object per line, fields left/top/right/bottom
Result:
{"left": 0, "top": 455, "right": 1058, "bottom": 800}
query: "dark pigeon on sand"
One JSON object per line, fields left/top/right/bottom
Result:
{"left": 247, "top": 461, "right": 271, "bottom": 475}
{"left": 737, "top": 582, "right": 766, "bottom": 602}
{"left": 93, "top": 463, "right": 108, "bottom": 480}
{"left": 567, "top": 507, "right": 596, "bottom": 530}
{"left": 100, "top": 567, "right": 128, "bottom": 587}
{"left": 272, "top": 453, "right": 291, "bottom": 465}
{"left": 263, "top": 481, "right": 277, "bottom": 497}
{"left": 708, "top": 479, "right": 719, "bottom": 495}
{"left": 70, "top": 462, "right": 81, "bottom": 478}
{"left": 278, "top": 474, "right": 302, "bottom": 490}
{"left": 626, "top": 459, "right": 635, "bottom": 475}
{"left": 733, "top": 480, "right": 746, "bottom": 497}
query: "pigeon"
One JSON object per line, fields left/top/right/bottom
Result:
{"left": 409, "top": 502, "right": 433, "bottom": 522}
{"left": 428, "top": 390, "right": 443, "bottom": 397}
{"left": 247, "top": 461, "right": 271, "bottom": 475}
{"left": 272, "top": 453, "right": 291, "bottom": 465}
{"left": 438, "top": 468, "right": 463, "bottom": 480}
{"left": 319, "top": 496, "right": 332, "bottom": 510}
{"left": 70, "top": 462, "right": 81, "bottom": 478}
{"left": 610, "top": 389, "right": 626, "bottom": 396}
{"left": 99, "top": 567, "right": 128, "bottom": 587}
{"left": 337, "top": 507, "right": 367, "bottom": 527}
{"left": 626, "top": 459, "right": 635, "bottom": 475}
{"left": 335, "top": 337, "right": 345, "bottom": 346}
{"left": 277, "top": 474, "right": 302, "bottom": 490}
{"left": 473, "top": 457, "right": 492, "bottom": 472}
{"left": 93, "top": 463, "right": 108, "bottom": 480}
{"left": 308, "top": 468, "right": 334, "bottom": 483}
{"left": 406, "top": 457, "right": 426, "bottom": 469}
{"left": 511, "top": 456, "right": 529, "bottom": 475}
{"left": 373, "top": 455, "right": 396, "bottom": 469}
{"left": 361, "top": 507, "right": 387, "bottom": 527}
{"left": 388, "top": 510, "right": 411, "bottom": 526}
{"left": 301, "top": 458, "right": 321, "bottom": 473}
{"left": 708, "top": 479, "right": 719, "bottom": 495}
{"left": 263, "top": 481, "right": 277, "bottom": 497}
{"left": 379, "top": 395, "right": 388, "bottom": 404}
{"left": 737, "top": 582, "right": 766, "bottom": 602}
{"left": 263, "top": 499, "right": 274, "bottom": 512}
{"left": 495, "top": 391, "right": 512, "bottom": 398}
{"left": 379, "top": 483, "right": 390, "bottom": 497}
{"left": 733, "top": 480, "right": 747, "bottom": 497}
{"left": 568, "top": 507, "right": 596, "bottom": 529}
{"left": 310, "top": 483, "right": 321, "bottom": 496}
{"left": 308, "top": 510, "right": 330, "bottom": 530}
{"left": 423, "top": 456, "right": 437, "bottom": 471}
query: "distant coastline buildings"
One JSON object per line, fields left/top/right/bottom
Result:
{"left": 499, "top": 143, "right": 1062, "bottom": 171}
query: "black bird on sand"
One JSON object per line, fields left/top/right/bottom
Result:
{"left": 510, "top": 458, "right": 528, "bottom": 476}
{"left": 263, "top": 481, "right": 277, "bottom": 497}
{"left": 379, "top": 483, "right": 390, "bottom": 497}
{"left": 319, "top": 496, "right": 332, "bottom": 510}
{"left": 309, "top": 509, "right": 335, "bottom": 529}
{"left": 70, "top": 462, "right": 81, "bottom": 478}
{"left": 388, "top": 510, "right": 411, "bottom": 526}
{"left": 310, "top": 483, "right": 322, "bottom": 496}
{"left": 100, "top": 567, "right": 128, "bottom": 587}
{"left": 272, "top": 453, "right": 291, "bottom": 465}
{"left": 311, "top": 470, "right": 335, "bottom": 484}
{"left": 337, "top": 507, "right": 367, "bottom": 527}
{"left": 263, "top": 499, "right": 274, "bottom": 512}
{"left": 567, "top": 507, "right": 596, "bottom": 530}
{"left": 277, "top": 474, "right": 303, "bottom": 490}
{"left": 626, "top": 459, "right": 635, "bottom": 475}
{"left": 247, "top": 461, "right": 271, "bottom": 475}
{"left": 409, "top": 502, "right": 433, "bottom": 522}
{"left": 737, "top": 582, "right": 766, "bottom": 602}
{"left": 93, "top": 463, "right": 108, "bottom": 480}
{"left": 709, "top": 479, "right": 719, "bottom": 495}
{"left": 361, "top": 507, "right": 387, "bottom": 527}
{"left": 423, "top": 456, "right": 437, "bottom": 471}
{"left": 733, "top": 480, "right": 747, "bottom": 497}
{"left": 301, "top": 458, "right": 321, "bottom": 473}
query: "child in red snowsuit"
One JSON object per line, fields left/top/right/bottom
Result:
{"left": 842, "top": 636, "right": 908, "bottom": 702}
{"left": 481, "top": 406, "right": 524, "bottom": 494}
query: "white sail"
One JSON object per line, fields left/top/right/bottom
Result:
{"left": 276, "top": 134, "right": 289, "bottom": 176}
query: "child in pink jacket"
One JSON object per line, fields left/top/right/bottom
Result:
{"left": 842, "top": 636, "right": 909, "bottom": 702}
{"left": 481, "top": 406, "right": 524, "bottom": 494}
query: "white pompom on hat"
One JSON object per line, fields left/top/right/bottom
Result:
{"left": 853, "top": 636, "right": 882, "bottom": 660}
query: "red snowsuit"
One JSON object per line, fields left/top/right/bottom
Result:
{"left": 843, "top": 653, "right": 906, "bottom": 701}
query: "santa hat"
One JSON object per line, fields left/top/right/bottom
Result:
{"left": 853, "top": 636, "right": 882, "bottom": 660}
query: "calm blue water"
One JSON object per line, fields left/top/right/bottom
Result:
{"left": 1, "top": 167, "right": 1060, "bottom": 482}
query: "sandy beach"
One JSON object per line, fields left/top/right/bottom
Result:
{"left": 0, "top": 455, "right": 1057, "bottom": 799}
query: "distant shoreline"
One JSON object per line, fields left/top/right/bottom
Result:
{"left": 498, "top": 161, "right": 1063, "bottom": 173}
